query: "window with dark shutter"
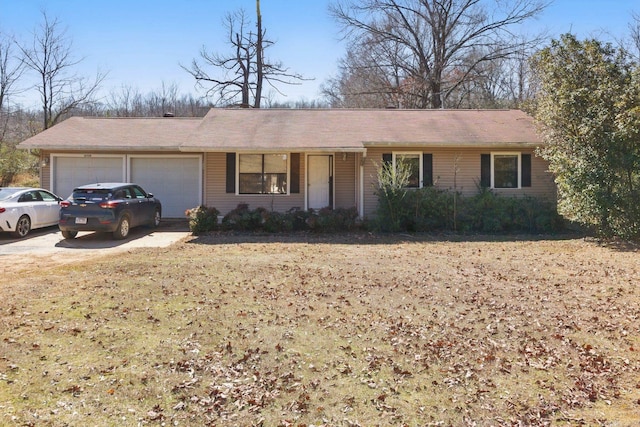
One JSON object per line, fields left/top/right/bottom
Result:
{"left": 480, "top": 154, "right": 491, "bottom": 187}
{"left": 521, "top": 154, "right": 532, "bottom": 187}
{"left": 382, "top": 153, "right": 392, "bottom": 165}
{"left": 226, "top": 153, "right": 236, "bottom": 193}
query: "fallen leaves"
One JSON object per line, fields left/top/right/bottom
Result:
{"left": 1, "top": 234, "right": 639, "bottom": 426}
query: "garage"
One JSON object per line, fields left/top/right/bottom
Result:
{"left": 51, "top": 154, "right": 202, "bottom": 219}
{"left": 53, "top": 155, "right": 125, "bottom": 199}
{"left": 129, "top": 156, "right": 202, "bottom": 218}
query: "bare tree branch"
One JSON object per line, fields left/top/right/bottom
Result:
{"left": 17, "top": 11, "right": 107, "bottom": 129}
{"left": 0, "top": 29, "right": 26, "bottom": 144}
{"left": 182, "top": 1, "right": 309, "bottom": 108}
{"left": 329, "top": 0, "right": 549, "bottom": 108}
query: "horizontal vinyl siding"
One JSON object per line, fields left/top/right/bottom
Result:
{"left": 204, "top": 152, "right": 306, "bottom": 215}
{"left": 334, "top": 152, "right": 357, "bottom": 209}
{"left": 41, "top": 151, "right": 51, "bottom": 190}
{"left": 362, "top": 147, "right": 556, "bottom": 218}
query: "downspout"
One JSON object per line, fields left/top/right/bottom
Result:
{"left": 359, "top": 149, "right": 367, "bottom": 218}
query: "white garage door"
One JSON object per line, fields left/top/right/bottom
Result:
{"left": 130, "top": 157, "right": 201, "bottom": 218}
{"left": 54, "top": 156, "right": 124, "bottom": 199}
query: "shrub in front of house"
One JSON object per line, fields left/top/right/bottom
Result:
{"left": 372, "top": 159, "right": 414, "bottom": 232}
{"left": 373, "top": 185, "right": 563, "bottom": 234}
{"left": 307, "top": 207, "right": 360, "bottom": 233}
{"left": 221, "top": 203, "right": 263, "bottom": 231}
{"left": 185, "top": 205, "right": 220, "bottom": 234}
{"left": 186, "top": 204, "right": 361, "bottom": 234}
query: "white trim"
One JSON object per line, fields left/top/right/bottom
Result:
{"left": 490, "top": 152, "right": 521, "bottom": 189}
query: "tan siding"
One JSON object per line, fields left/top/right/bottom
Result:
{"left": 204, "top": 152, "right": 306, "bottom": 215}
{"left": 362, "top": 147, "right": 556, "bottom": 218}
{"left": 41, "top": 151, "right": 51, "bottom": 190}
{"left": 334, "top": 152, "right": 357, "bottom": 209}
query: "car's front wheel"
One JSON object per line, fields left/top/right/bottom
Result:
{"left": 150, "top": 209, "right": 161, "bottom": 228}
{"left": 13, "top": 215, "right": 31, "bottom": 238}
{"left": 113, "top": 215, "right": 130, "bottom": 240}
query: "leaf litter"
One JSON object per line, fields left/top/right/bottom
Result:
{"left": 0, "top": 233, "right": 639, "bottom": 426}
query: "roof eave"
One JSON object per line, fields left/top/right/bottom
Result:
{"left": 19, "top": 145, "right": 183, "bottom": 152}
{"left": 362, "top": 141, "right": 543, "bottom": 148}
{"left": 179, "top": 146, "right": 367, "bottom": 153}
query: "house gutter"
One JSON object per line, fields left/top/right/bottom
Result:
{"left": 18, "top": 145, "right": 183, "bottom": 152}
{"left": 178, "top": 147, "right": 367, "bottom": 153}
{"left": 362, "top": 141, "right": 543, "bottom": 148}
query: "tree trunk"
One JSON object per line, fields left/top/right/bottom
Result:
{"left": 254, "top": 0, "right": 264, "bottom": 108}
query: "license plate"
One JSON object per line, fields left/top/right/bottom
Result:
{"left": 75, "top": 217, "right": 87, "bottom": 224}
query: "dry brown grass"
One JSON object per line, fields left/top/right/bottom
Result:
{"left": 1, "top": 232, "right": 639, "bottom": 426}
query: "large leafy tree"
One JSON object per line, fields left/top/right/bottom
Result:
{"left": 531, "top": 34, "right": 640, "bottom": 239}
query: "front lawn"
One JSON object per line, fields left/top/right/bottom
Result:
{"left": 1, "top": 233, "right": 638, "bottom": 426}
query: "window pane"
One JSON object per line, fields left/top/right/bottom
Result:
{"left": 239, "top": 154, "right": 262, "bottom": 173}
{"left": 265, "top": 173, "right": 287, "bottom": 194}
{"left": 238, "top": 154, "right": 288, "bottom": 194}
{"left": 39, "top": 191, "right": 57, "bottom": 202}
{"left": 397, "top": 154, "right": 420, "bottom": 188}
{"left": 264, "top": 154, "right": 287, "bottom": 173}
{"left": 239, "top": 173, "right": 264, "bottom": 194}
{"left": 494, "top": 155, "right": 518, "bottom": 188}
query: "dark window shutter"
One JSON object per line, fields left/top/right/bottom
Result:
{"left": 521, "top": 154, "right": 532, "bottom": 187}
{"left": 423, "top": 153, "right": 433, "bottom": 186}
{"left": 290, "top": 153, "right": 300, "bottom": 194}
{"left": 382, "top": 153, "right": 392, "bottom": 165}
{"left": 226, "top": 153, "right": 236, "bottom": 193}
{"left": 480, "top": 154, "right": 491, "bottom": 188}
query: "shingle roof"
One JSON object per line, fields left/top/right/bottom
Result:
{"left": 17, "top": 116, "right": 202, "bottom": 151}
{"left": 18, "top": 109, "right": 542, "bottom": 152}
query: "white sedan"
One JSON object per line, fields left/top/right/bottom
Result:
{"left": 0, "top": 187, "right": 63, "bottom": 238}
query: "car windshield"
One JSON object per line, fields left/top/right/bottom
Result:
{"left": 0, "top": 188, "right": 22, "bottom": 201}
{"left": 71, "top": 188, "right": 113, "bottom": 202}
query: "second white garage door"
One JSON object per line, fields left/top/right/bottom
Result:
{"left": 130, "top": 157, "right": 201, "bottom": 218}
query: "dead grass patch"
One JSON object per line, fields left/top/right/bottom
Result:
{"left": 1, "top": 233, "right": 639, "bottom": 426}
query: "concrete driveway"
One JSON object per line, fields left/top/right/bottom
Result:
{"left": 0, "top": 219, "right": 191, "bottom": 257}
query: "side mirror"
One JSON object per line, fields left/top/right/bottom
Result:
{"left": 147, "top": 193, "right": 154, "bottom": 198}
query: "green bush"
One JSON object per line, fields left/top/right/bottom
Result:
{"left": 373, "top": 179, "right": 563, "bottom": 234}
{"left": 308, "top": 207, "right": 360, "bottom": 233}
{"left": 406, "top": 187, "right": 455, "bottom": 231}
{"left": 188, "top": 203, "right": 361, "bottom": 234}
{"left": 185, "top": 205, "right": 220, "bottom": 234}
{"left": 221, "top": 203, "right": 263, "bottom": 231}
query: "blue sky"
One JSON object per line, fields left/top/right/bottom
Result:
{"left": 1, "top": 0, "right": 638, "bottom": 109}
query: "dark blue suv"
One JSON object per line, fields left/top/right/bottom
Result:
{"left": 59, "top": 183, "right": 162, "bottom": 240}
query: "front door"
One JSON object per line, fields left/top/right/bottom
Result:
{"left": 308, "top": 155, "right": 333, "bottom": 210}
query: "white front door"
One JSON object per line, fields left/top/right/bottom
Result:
{"left": 308, "top": 155, "right": 332, "bottom": 210}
